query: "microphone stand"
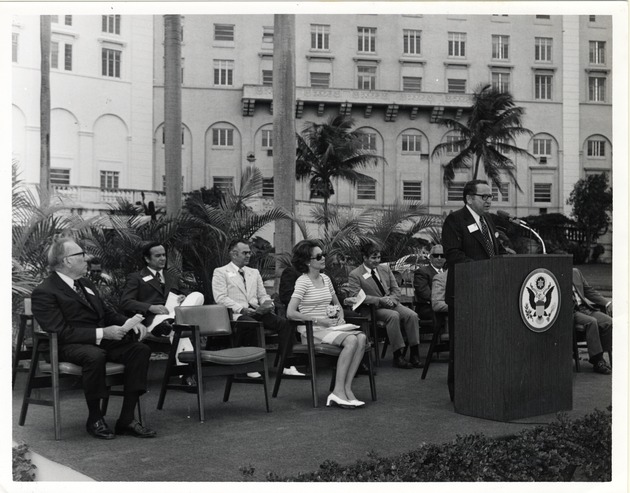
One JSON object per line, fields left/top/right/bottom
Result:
{"left": 512, "top": 220, "right": 547, "bottom": 254}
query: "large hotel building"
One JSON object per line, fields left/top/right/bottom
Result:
{"left": 11, "top": 13, "right": 613, "bottom": 256}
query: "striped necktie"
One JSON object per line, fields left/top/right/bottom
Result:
{"left": 238, "top": 269, "right": 246, "bottom": 289}
{"left": 74, "top": 280, "right": 89, "bottom": 304}
{"left": 479, "top": 217, "right": 495, "bottom": 257}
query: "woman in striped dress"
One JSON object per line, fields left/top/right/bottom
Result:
{"left": 286, "top": 240, "right": 367, "bottom": 409}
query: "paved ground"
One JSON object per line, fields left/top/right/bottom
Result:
{"left": 11, "top": 263, "right": 619, "bottom": 482}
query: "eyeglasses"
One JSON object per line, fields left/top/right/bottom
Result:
{"left": 471, "top": 194, "right": 493, "bottom": 201}
{"left": 431, "top": 254, "right": 445, "bottom": 258}
{"left": 310, "top": 254, "right": 325, "bottom": 261}
{"left": 64, "top": 251, "right": 86, "bottom": 259}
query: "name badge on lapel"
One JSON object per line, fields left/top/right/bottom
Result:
{"left": 227, "top": 272, "right": 236, "bottom": 278}
{"left": 467, "top": 223, "right": 479, "bottom": 233}
{"left": 85, "top": 287, "right": 95, "bottom": 296}
{"left": 362, "top": 272, "right": 371, "bottom": 279}
{"left": 142, "top": 275, "right": 153, "bottom": 282}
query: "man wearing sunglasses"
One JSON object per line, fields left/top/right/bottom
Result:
{"left": 442, "top": 180, "right": 508, "bottom": 402}
{"left": 413, "top": 244, "right": 447, "bottom": 320}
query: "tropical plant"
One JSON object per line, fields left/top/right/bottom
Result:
{"left": 567, "top": 173, "right": 612, "bottom": 262}
{"left": 431, "top": 84, "right": 535, "bottom": 190}
{"left": 39, "top": 15, "right": 51, "bottom": 208}
{"left": 296, "top": 115, "right": 385, "bottom": 233}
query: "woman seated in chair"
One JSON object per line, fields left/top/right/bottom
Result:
{"left": 286, "top": 240, "right": 367, "bottom": 409}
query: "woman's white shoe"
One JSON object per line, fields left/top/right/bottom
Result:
{"left": 348, "top": 399, "right": 365, "bottom": 407}
{"left": 326, "top": 393, "right": 354, "bottom": 409}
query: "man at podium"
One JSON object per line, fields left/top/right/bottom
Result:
{"left": 442, "top": 180, "right": 508, "bottom": 402}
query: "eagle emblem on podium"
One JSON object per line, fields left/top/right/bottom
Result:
{"left": 519, "top": 269, "right": 561, "bottom": 333}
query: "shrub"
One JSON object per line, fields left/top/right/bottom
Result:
{"left": 13, "top": 443, "right": 36, "bottom": 481}
{"left": 263, "top": 408, "right": 611, "bottom": 482}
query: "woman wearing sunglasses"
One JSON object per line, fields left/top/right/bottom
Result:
{"left": 286, "top": 240, "right": 367, "bottom": 409}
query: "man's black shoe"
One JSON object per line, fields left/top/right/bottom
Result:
{"left": 593, "top": 360, "right": 612, "bottom": 375}
{"left": 181, "top": 374, "right": 197, "bottom": 393}
{"left": 393, "top": 355, "right": 414, "bottom": 369}
{"left": 409, "top": 356, "right": 425, "bottom": 368}
{"left": 115, "top": 419, "right": 157, "bottom": 438}
{"left": 152, "top": 319, "right": 174, "bottom": 337}
{"left": 86, "top": 418, "right": 115, "bottom": 440}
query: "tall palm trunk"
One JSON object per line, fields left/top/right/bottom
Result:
{"left": 39, "top": 15, "right": 51, "bottom": 207}
{"left": 164, "top": 15, "right": 182, "bottom": 217}
{"left": 272, "top": 15, "right": 296, "bottom": 280}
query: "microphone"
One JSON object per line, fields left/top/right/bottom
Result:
{"left": 497, "top": 210, "right": 527, "bottom": 226}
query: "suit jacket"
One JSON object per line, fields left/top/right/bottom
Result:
{"left": 442, "top": 206, "right": 507, "bottom": 299}
{"left": 572, "top": 268, "right": 610, "bottom": 310}
{"left": 413, "top": 264, "right": 440, "bottom": 305}
{"left": 348, "top": 263, "right": 401, "bottom": 307}
{"left": 212, "top": 262, "right": 271, "bottom": 319}
{"left": 120, "top": 267, "right": 186, "bottom": 327}
{"left": 431, "top": 270, "right": 449, "bottom": 313}
{"left": 278, "top": 266, "right": 301, "bottom": 307}
{"left": 31, "top": 273, "right": 127, "bottom": 345}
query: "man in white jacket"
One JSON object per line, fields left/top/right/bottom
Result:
{"left": 212, "top": 239, "right": 302, "bottom": 377}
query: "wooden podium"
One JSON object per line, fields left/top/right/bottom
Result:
{"left": 453, "top": 254, "right": 573, "bottom": 421}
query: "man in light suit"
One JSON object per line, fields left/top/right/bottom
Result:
{"left": 212, "top": 239, "right": 301, "bottom": 377}
{"left": 31, "top": 236, "right": 156, "bottom": 439}
{"left": 572, "top": 267, "right": 612, "bottom": 374}
{"left": 442, "top": 179, "right": 508, "bottom": 401}
{"left": 347, "top": 241, "right": 422, "bottom": 369}
{"left": 413, "top": 244, "right": 446, "bottom": 320}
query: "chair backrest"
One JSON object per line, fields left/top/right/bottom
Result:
{"left": 174, "top": 305, "right": 232, "bottom": 337}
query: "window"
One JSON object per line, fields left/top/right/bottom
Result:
{"left": 447, "top": 182, "right": 465, "bottom": 202}
{"left": 64, "top": 43, "right": 72, "bottom": 71}
{"left": 534, "top": 73, "right": 552, "bottom": 100}
{"left": 357, "top": 64, "right": 376, "bottom": 90}
{"left": 588, "top": 77, "right": 606, "bottom": 102}
{"left": 533, "top": 138, "right": 552, "bottom": 156}
{"left": 446, "top": 135, "right": 464, "bottom": 154}
{"left": 357, "top": 27, "right": 376, "bottom": 53}
{"left": 64, "top": 15, "right": 72, "bottom": 26}
{"left": 587, "top": 139, "right": 606, "bottom": 157}
{"left": 102, "top": 15, "right": 121, "bottom": 34}
{"left": 102, "top": 48, "right": 121, "bottom": 77}
{"left": 448, "top": 32, "right": 466, "bottom": 57}
{"left": 262, "top": 26, "right": 274, "bottom": 45}
{"left": 491, "top": 72, "right": 510, "bottom": 92}
{"left": 262, "top": 129, "right": 273, "bottom": 148}
{"left": 589, "top": 15, "right": 596, "bottom": 22}
{"left": 262, "top": 178, "right": 274, "bottom": 198}
{"left": 403, "top": 29, "right": 421, "bottom": 55}
{"left": 311, "top": 24, "right": 330, "bottom": 51}
{"left": 310, "top": 72, "right": 330, "bottom": 88}
{"left": 213, "top": 176, "right": 234, "bottom": 194}
{"left": 589, "top": 41, "right": 606, "bottom": 64}
{"left": 214, "top": 24, "right": 234, "bottom": 42}
{"left": 357, "top": 178, "right": 376, "bottom": 200}
{"left": 262, "top": 69, "right": 273, "bottom": 86}
{"left": 447, "top": 79, "right": 466, "bottom": 94}
{"left": 401, "top": 134, "right": 421, "bottom": 153}
{"left": 358, "top": 132, "right": 376, "bottom": 151}
{"left": 492, "top": 183, "right": 509, "bottom": 202}
{"left": 212, "top": 128, "right": 234, "bottom": 147}
{"left": 403, "top": 181, "right": 422, "bottom": 201}
{"left": 533, "top": 183, "right": 552, "bottom": 203}
{"left": 50, "top": 168, "right": 70, "bottom": 185}
{"left": 213, "top": 60, "right": 234, "bottom": 86}
{"left": 51, "top": 41, "right": 59, "bottom": 68}
{"left": 12, "top": 33, "right": 18, "bottom": 63}
{"left": 100, "top": 171, "right": 119, "bottom": 189}
{"left": 535, "top": 15, "right": 550, "bottom": 20}
{"left": 402, "top": 76, "right": 422, "bottom": 92}
{"left": 491, "top": 35, "right": 509, "bottom": 60}
{"left": 535, "top": 37, "right": 552, "bottom": 62}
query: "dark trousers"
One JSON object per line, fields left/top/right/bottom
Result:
{"left": 415, "top": 302, "right": 433, "bottom": 321}
{"left": 59, "top": 340, "right": 151, "bottom": 401}
{"left": 237, "top": 312, "right": 295, "bottom": 361}
{"left": 447, "top": 297, "right": 455, "bottom": 402}
{"left": 574, "top": 306, "right": 612, "bottom": 361}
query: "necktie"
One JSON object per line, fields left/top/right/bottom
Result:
{"left": 156, "top": 271, "right": 165, "bottom": 285}
{"left": 371, "top": 269, "right": 386, "bottom": 296}
{"left": 74, "top": 280, "right": 89, "bottom": 304}
{"left": 479, "top": 217, "right": 495, "bottom": 257}
{"left": 238, "top": 269, "right": 246, "bottom": 289}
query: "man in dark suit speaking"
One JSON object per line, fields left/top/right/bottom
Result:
{"left": 31, "top": 236, "right": 156, "bottom": 439}
{"left": 442, "top": 180, "right": 508, "bottom": 402}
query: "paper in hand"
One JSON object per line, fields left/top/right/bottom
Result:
{"left": 352, "top": 289, "right": 366, "bottom": 311}
{"left": 122, "top": 313, "right": 145, "bottom": 331}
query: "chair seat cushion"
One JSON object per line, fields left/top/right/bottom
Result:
{"left": 178, "top": 346, "right": 266, "bottom": 365}
{"left": 292, "top": 343, "right": 341, "bottom": 357}
{"left": 40, "top": 361, "right": 126, "bottom": 376}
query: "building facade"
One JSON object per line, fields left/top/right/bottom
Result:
{"left": 12, "top": 14, "right": 613, "bottom": 253}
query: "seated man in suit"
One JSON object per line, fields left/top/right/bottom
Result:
{"left": 212, "top": 239, "right": 302, "bottom": 377}
{"left": 431, "top": 270, "right": 448, "bottom": 315}
{"left": 413, "top": 244, "right": 446, "bottom": 320}
{"left": 347, "top": 241, "right": 422, "bottom": 369}
{"left": 31, "top": 236, "right": 156, "bottom": 439}
{"left": 572, "top": 267, "right": 612, "bottom": 374}
{"left": 120, "top": 242, "right": 203, "bottom": 382}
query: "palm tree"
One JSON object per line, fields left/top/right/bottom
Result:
{"left": 431, "top": 84, "right": 534, "bottom": 191}
{"left": 39, "top": 15, "right": 51, "bottom": 207}
{"left": 296, "top": 114, "right": 385, "bottom": 233}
